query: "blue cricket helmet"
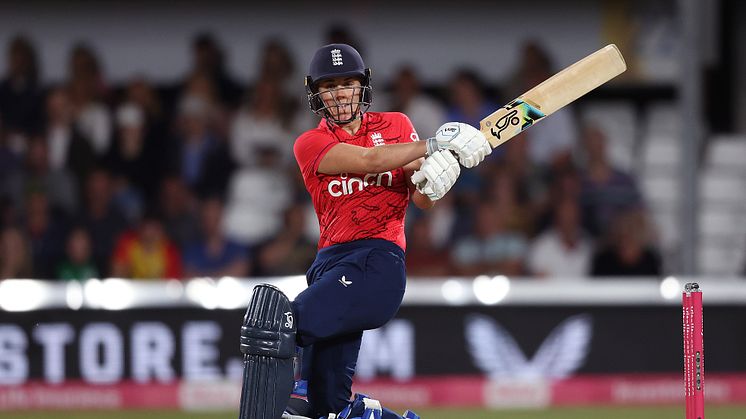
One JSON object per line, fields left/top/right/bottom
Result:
{"left": 305, "top": 43, "right": 372, "bottom": 123}
{"left": 308, "top": 43, "right": 368, "bottom": 83}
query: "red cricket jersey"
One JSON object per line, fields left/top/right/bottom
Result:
{"left": 294, "top": 112, "right": 420, "bottom": 250}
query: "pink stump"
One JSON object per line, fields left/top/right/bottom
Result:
{"left": 683, "top": 282, "right": 704, "bottom": 419}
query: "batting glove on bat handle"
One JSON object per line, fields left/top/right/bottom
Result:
{"left": 412, "top": 169, "right": 426, "bottom": 185}
{"left": 412, "top": 150, "right": 460, "bottom": 201}
{"left": 431, "top": 122, "right": 492, "bottom": 168}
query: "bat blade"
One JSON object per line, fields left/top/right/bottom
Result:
{"left": 480, "top": 44, "right": 626, "bottom": 148}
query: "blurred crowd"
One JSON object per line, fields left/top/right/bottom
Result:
{"left": 0, "top": 27, "right": 664, "bottom": 281}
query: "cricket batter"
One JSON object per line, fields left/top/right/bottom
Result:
{"left": 238, "top": 44, "right": 491, "bottom": 419}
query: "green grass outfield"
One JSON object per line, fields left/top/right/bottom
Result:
{"left": 3, "top": 406, "right": 746, "bottom": 419}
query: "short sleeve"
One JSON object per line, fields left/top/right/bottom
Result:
{"left": 293, "top": 131, "right": 338, "bottom": 176}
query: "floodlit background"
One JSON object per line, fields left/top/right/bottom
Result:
{"left": 0, "top": 0, "right": 745, "bottom": 418}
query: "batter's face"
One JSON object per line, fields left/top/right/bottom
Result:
{"left": 317, "top": 77, "right": 362, "bottom": 123}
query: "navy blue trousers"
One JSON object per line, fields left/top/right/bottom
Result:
{"left": 291, "top": 239, "right": 406, "bottom": 418}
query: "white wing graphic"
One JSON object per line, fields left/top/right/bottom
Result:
{"left": 527, "top": 314, "right": 592, "bottom": 379}
{"left": 464, "top": 314, "right": 527, "bottom": 379}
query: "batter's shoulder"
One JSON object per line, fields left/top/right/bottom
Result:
{"left": 293, "top": 126, "right": 338, "bottom": 163}
{"left": 295, "top": 127, "right": 328, "bottom": 144}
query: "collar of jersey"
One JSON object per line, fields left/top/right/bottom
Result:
{"left": 319, "top": 113, "right": 369, "bottom": 139}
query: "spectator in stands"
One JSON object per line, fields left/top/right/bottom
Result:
{"left": 183, "top": 196, "right": 249, "bottom": 277}
{"left": 0, "top": 117, "right": 23, "bottom": 206}
{"left": 182, "top": 72, "right": 232, "bottom": 138}
{"left": 75, "top": 168, "right": 129, "bottom": 276}
{"left": 23, "top": 191, "right": 68, "bottom": 279}
{"left": 591, "top": 209, "right": 662, "bottom": 277}
{"left": 325, "top": 23, "right": 365, "bottom": 56}
{"left": 230, "top": 38, "right": 310, "bottom": 166}
{"left": 230, "top": 77, "right": 297, "bottom": 167}
{"left": 111, "top": 210, "right": 182, "bottom": 279}
{"left": 186, "top": 32, "right": 242, "bottom": 108}
{"left": 66, "top": 43, "right": 112, "bottom": 156}
{"left": 258, "top": 39, "right": 314, "bottom": 132}
{"left": 534, "top": 168, "right": 582, "bottom": 234}
{"left": 298, "top": 202, "right": 320, "bottom": 244}
{"left": 527, "top": 197, "right": 593, "bottom": 278}
{"left": 5, "top": 136, "right": 78, "bottom": 216}
{"left": 505, "top": 40, "right": 554, "bottom": 99}
{"left": 484, "top": 168, "right": 535, "bottom": 236}
{"left": 385, "top": 65, "right": 446, "bottom": 138}
{"left": 452, "top": 201, "right": 528, "bottom": 276}
{"left": 0, "top": 226, "right": 32, "bottom": 279}
{"left": 223, "top": 139, "right": 292, "bottom": 247}
{"left": 45, "top": 86, "right": 97, "bottom": 192}
{"left": 56, "top": 226, "right": 98, "bottom": 281}
{"left": 68, "top": 43, "right": 107, "bottom": 97}
{"left": 497, "top": 135, "right": 548, "bottom": 218}
{"left": 404, "top": 214, "right": 452, "bottom": 277}
{"left": 405, "top": 189, "right": 460, "bottom": 263}
{"left": 446, "top": 69, "right": 497, "bottom": 129}
{"left": 167, "top": 94, "right": 234, "bottom": 198}
{"left": 417, "top": 192, "right": 458, "bottom": 249}
{"left": 0, "top": 197, "right": 16, "bottom": 230}
{"left": 506, "top": 40, "right": 578, "bottom": 168}
{"left": 0, "top": 35, "right": 42, "bottom": 137}
{"left": 125, "top": 77, "right": 168, "bottom": 139}
{"left": 158, "top": 175, "right": 200, "bottom": 250}
{"left": 255, "top": 203, "right": 315, "bottom": 276}
{"left": 579, "top": 125, "right": 643, "bottom": 237}
{"left": 258, "top": 38, "right": 296, "bottom": 86}
{"left": 106, "top": 102, "right": 161, "bottom": 204}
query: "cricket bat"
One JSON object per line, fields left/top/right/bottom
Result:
{"left": 481, "top": 44, "right": 626, "bottom": 148}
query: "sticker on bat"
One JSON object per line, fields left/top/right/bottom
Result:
{"left": 490, "top": 99, "right": 546, "bottom": 140}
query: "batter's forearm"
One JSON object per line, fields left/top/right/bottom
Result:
{"left": 361, "top": 141, "right": 427, "bottom": 173}
{"left": 318, "top": 141, "right": 428, "bottom": 175}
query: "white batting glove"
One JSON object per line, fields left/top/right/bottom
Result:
{"left": 412, "top": 150, "right": 460, "bottom": 201}
{"left": 426, "top": 122, "right": 492, "bottom": 168}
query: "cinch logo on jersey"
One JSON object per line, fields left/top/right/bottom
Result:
{"left": 371, "top": 132, "right": 384, "bottom": 147}
{"left": 327, "top": 172, "right": 393, "bottom": 197}
{"left": 331, "top": 49, "right": 343, "bottom": 66}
